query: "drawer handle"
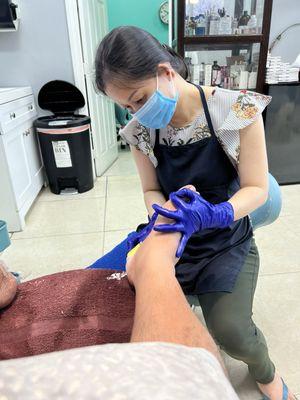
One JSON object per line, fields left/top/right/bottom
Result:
{"left": 23, "top": 129, "right": 30, "bottom": 136}
{"left": 10, "top": 112, "right": 16, "bottom": 119}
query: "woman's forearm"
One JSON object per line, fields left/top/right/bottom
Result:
{"left": 145, "top": 185, "right": 268, "bottom": 223}
{"left": 144, "top": 190, "right": 167, "bottom": 217}
{"left": 228, "top": 186, "right": 268, "bottom": 221}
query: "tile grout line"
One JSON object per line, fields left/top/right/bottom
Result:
{"left": 10, "top": 231, "right": 106, "bottom": 241}
{"left": 11, "top": 177, "right": 141, "bottom": 241}
{"left": 36, "top": 179, "right": 108, "bottom": 202}
{"left": 37, "top": 195, "right": 107, "bottom": 203}
{"left": 260, "top": 270, "right": 300, "bottom": 277}
{"left": 9, "top": 226, "right": 138, "bottom": 241}
{"left": 30, "top": 191, "right": 143, "bottom": 202}
{"left": 101, "top": 176, "right": 109, "bottom": 255}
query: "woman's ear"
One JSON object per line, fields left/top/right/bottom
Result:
{"left": 157, "top": 62, "right": 175, "bottom": 81}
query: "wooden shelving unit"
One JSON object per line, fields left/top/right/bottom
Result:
{"left": 173, "top": 0, "right": 273, "bottom": 93}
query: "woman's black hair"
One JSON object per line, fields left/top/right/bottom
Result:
{"left": 95, "top": 26, "right": 188, "bottom": 95}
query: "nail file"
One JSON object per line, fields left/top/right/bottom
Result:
{"left": 127, "top": 243, "right": 141, "bottom": 258}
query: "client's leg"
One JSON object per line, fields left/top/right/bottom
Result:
{"left": 0, "top": 261, "right": 17, "bottom": 309}
{"left": 126, "top": 192, "right": 226, "bottom": 374}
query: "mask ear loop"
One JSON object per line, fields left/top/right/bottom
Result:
{"left": 157, "top": 70, "right": 177, "bottom": 98}
{"left": 170, "top": 76, "right": 177, "bottom": 98}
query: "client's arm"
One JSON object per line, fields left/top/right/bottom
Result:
{"left": 126, "top": 190, "right": 226, "bottom": 374}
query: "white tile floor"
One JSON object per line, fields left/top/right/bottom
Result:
{"left": 1, "top": 148, "right": 300, "bottom": 399}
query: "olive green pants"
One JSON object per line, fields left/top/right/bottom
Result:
{"left": 187, "top": 237, "right": 275, "bottom": 384}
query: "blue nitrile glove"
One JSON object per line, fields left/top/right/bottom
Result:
{"left": 127, "top": 212, "right": 158, "bottom": 251}
{"left": 153, "top": 188, "right": 234, "bottom": 258}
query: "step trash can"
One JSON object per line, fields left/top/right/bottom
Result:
{"left": 0, "top": 220, "right": 11, "bottom": 252}
{"left": 34, "top": 80, "right": 94, "bottom": 195}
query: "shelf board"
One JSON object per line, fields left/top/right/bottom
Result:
{"left": 184, "top": 35, "right": 263, "bottom": 45}
{"left": 265, "top": 81, "right": 300, "bottom": 86}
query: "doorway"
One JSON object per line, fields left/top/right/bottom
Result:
{"left": 65, "top": 0, "right": 118, "bottom": 177}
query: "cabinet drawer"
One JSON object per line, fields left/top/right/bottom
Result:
{"left": 0, "top": 95, "right": 37, "bottom": 135}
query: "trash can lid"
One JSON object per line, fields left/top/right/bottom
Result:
{"left": 38, "top": 80, "right": 86, "bottom": 116}
{"left": 34, "top": 114, "right": 90, "bottom": 130}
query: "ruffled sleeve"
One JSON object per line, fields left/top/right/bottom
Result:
{"left": 212, "top": 88, "right": 272, "bottom": 167}
{"left": 119, "top": 118, "right": 158, "bottom": 166}
{"left": 218, "top": 89, "right": 272, "bottom": 131}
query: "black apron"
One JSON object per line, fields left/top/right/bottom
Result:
{"left": 152, "top": 85, "right": 253, "bottom": 295}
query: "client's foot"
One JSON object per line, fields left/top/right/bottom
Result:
{"left": 0, "top": 260, "right": 18, "bottom": 309}
{"left": 257, "top": 372, "right": 297, "bottom": 399}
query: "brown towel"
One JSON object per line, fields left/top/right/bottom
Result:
{"left": 0, "top": 269, "right": 135, "bottom": 360}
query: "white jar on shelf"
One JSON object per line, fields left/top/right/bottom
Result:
{"left": 219, "top": 15, "right": 232, "bottom": 35}
{"left": 204, "top": 64, "right": 212, "bottom": 86}
{"left": 209, "top": 11, "right": 220, "bottom": 35}
{"left": 248, "top": 15, "right": 257, "bottom": 34}
{"left": 248, "top": 71, "right": 258, "bottom": 89}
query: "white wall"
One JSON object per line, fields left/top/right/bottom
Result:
{"left": 0, "top": 0, "right": 74, "bottom": 115}
{"left": 269, "top": 0, "right": 300, "bottom": 63}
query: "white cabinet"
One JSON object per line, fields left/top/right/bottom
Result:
{"left": 0, "top": 87, "right": 44, "bottom": 232}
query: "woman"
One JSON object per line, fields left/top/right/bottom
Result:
{"left": 94, "top": 26, "right": 295, "bottom": 400}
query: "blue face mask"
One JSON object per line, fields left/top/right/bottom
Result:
{"left": 133, "top": 75, "right": 179, "bottom": 129}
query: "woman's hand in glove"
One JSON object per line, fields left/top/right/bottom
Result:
{"left": 127, "top": 212, "right": 158, "bottom": 251}
{"left": 152, "top": 188, "right": 234, "bottom": 258}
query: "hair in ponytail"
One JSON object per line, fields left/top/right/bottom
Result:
{"left": 95, "top": 26, "right": 188, "bottom": 95}
{"left": 160, "top": 43, "right": 189, "bottom": 80}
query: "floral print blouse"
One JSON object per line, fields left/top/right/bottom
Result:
{"left": 119, "top": 88, "right": 272, "bottom": 170}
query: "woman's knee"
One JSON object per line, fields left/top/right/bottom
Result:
{"left": 206, "top": 315, "right": 252, "bottom": 357}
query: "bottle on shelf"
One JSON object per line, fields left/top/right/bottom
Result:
{"left": 190, "top": 52, "right": 199, "bottom": 85}
{"left": 238, "top": 10, "right": 251, "bottom": 26}
{"left": 223, "top": 76, "right": 229, "bottom": 89}
{"left": 184, "top": 56, "right": 192, "bottom": 81}
{"left": 193, "top": 64, "right": 200, "bottom": 85}
{"left": 199, "top": 63, "right": 205, "bottom": 85}
{"left": 186, "top": 17, "right": 196, "bottom": 36}
{"left": 209, "top": 8, "right": 220, "bottom": 35}
{"left": 204, "top": 64, "right": 212, "bottom": 86}
{"left": 239, "top": 70, "right": 249, "bottom": 89}
{"left": 232, "top": 17, "right": 238, "bottom": 34}
{"left": 220, "top": 66, "right": 229, "bottom": 89}
{"left": 195, "top": 14, "right": 206, "bottom": 36}
{"left": 247, "top": 15, "right": 257, "bottom": 34}
{"left": 191, "top": 17, "right": 197, "bottom": 35}
{"left": 219, "top": 14, "right": 232, "bottom": 35}
{"left": 212, "top": 61, "right": 222, "bottom": 86}
{"left": 238, "top": 10, "right": 250, "bottom": 33}
{"left": 230, "top": 61, "right": 240, "bottom": 89}
{"left": 230, "top": 61, "right": 248, "bottom": 89}
{"left": 218, "top": 8, "right": 226, "bottom": 18}
{"left": 248, "top": 67, "right": 258, "bottom": 89}
{"left": 205, "top": 10, "right": 210, "bottom": 34}
{"left": 185, "top": 16, "right": 190, "bottom": 36}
